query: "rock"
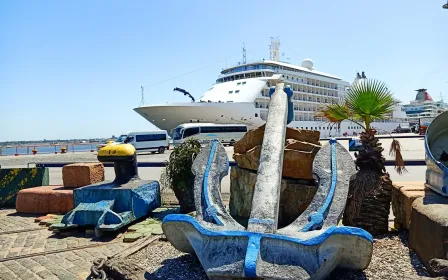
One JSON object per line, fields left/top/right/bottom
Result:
{"left": 391, "top": 182, "right": 427, "bottom": 230}
{"left": 124, "top": 233, "right": 143, "bottom": 242}
{"left": 128, "top": 224, "right": 145, "bottom": 231}
{"left": 233, "top": 146, "right": 316, "bottom": 180}
{"left": 136, "top": 227, "right": 153, "bottom": 234}
{"left": 233, "top": 125, "right": 321, "bottom": 180}
{"left": 429, "top": 258, "right": 448, "bottom": 277}
{"left": 234, "top": 124, "right": 320, "bottom": 154}
{"left": 16, "top": 186, "right": 74, "bottom": 214}
{"left": 285, "top": 139, "right": 321, "bottom": 152}
{"left": 62, "top": 162, "right": 105, "bottom": 188}
{"left": 409, "top": 195, "right": 448, "bottom": 273}
{"left": 229, "top": 166, "right": 317, "bottom": 227}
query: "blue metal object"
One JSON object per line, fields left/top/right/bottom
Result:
{"left": 162, "top": 83, "right": 373, "bottom": 279}
{"left": 425, "top": 110, "right": 448, "bottom": 196}
{"left": 52, "top": 144, "right": 161, "bottom": 233}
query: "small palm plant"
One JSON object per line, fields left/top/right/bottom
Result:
{"left": 319, "top": 79, "right": 405, "bottom": 235}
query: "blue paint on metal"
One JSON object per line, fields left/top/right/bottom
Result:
{"left": 248, "top": 218, "right": 275, "bottom": 225}
{"left": 301, "top": 139, "right": 338, "bottom": 232}
{"left": 163, "top": 214, "right": 374, "bottom": 245}
{"left": 202, "top": 139, "right": 223, "bottom": 226}
{"left": 244, "top": 233, "right": 261, "bottom": 278}
{"left": 284, "top": 86, "right": 294, "bottom": 124}
{"left": 54, "top": 181, "right": 161, "bottom": 231}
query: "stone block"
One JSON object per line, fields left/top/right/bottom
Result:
{"left": 229, "top": 166, "right": 317, "bottom": 227}
{"left": 391, "top": 181, "right": 427, "bottom": 229}
{"left": 409, "top": 195, "right": 448, "bottom": 273}
{"left": 16, "top": 186, "right": 74, "bottom": 214}
{"left": 234, "top": 124, "right": 320, "bottom": 154}
{"left": 62, "top": 163, "right": 104, "bottom": 188}
{"left": 0, "top": 167, "right": 49, "bottom": 207}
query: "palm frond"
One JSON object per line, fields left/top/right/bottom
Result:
{"left": 389, "top": 139, "right": 407, "bottom": 174}
{"left": 317, "top": 102, "right": 350, "bottom": 123}
{"left": 346, "top": 79, "right": 396, "bottom": 124}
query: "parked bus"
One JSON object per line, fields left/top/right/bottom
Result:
{"left": 171, "top": 123, "right": 248, "bottom": 146}
{"left": 99, "top": 131, "right": 170, "bottom": 154}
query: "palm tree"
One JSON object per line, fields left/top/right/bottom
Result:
{"left": 319, "top": 79, "right": 405, "bottom": 235}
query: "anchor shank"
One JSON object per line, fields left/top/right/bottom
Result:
{"left": 247, "top": 83, "right": 288, "bottom": 233}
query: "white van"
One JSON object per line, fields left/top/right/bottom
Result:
{"left": 116, "top": 131, "right": 170, "bottom": 154}
{"left": 171, "top": 123, "right": 248, "bottom": 147}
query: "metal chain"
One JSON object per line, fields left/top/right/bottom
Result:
{"left": 89, "top": 258, "right": 107, "bottom": 280}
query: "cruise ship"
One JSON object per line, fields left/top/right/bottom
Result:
{"left": 134, "top": 38, "right": 408, "bottom": 137}
{"left": 404, "top": 89, "right": 448, "bottom": 125}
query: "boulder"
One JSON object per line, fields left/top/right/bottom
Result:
{"left": 233, "top": 125, "right": 321, "bottom": 180}
{"left": 429, "top": 258, "right": 448, "bottom": 277}
{"left": 234, "top": 124, "right": 320, "bottom": 154}
{"left": 229, "top": 166, "right": 317, "bottom": 227}
{"left": 62, "top": 162, "right": 105, "bottom": 188}
{"left": 391, "top": 182, "right": 427, "bottom": 230}
{"left": 409, "top": 194, "right": 448, "bottom": 274}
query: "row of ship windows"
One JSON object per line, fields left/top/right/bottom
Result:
{"left": 217, "top": 72, "right": 271, "bottom": 83}
{"left": 262, "top": 88, "right": 338, "bottom": 97}
{"left": 222, "top": 63, "right": 337, "bottom": 83}
{"left": 281, "top": 75, "right": 338, "bottom": 89}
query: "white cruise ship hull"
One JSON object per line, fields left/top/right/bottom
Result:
{"left": 134, "top": 102, "right": 263, "bottom": 132}
{"left": 134, "top": 102, "right": 407, "bottom": 138}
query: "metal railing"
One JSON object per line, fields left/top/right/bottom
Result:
{"left": 0, "top": 143, "right": 102, "bottom": 156}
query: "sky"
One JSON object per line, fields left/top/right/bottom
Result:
{"left": 1, "top": 0, "right": 447, "bottom": 142}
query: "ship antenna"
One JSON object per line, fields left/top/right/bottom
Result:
{"left": 269, "top": 37, "right": 280, "bottom": 61}
{"left": 242, "top": 43, "right": 247, "bottom": 64}
{"left": 140, "top": 86, "right": 146, "bottom": 106}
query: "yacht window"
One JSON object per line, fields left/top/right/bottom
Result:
{"left": 256, "top": 72, "right": 261, "bottom": 77}
{"left": 229, "top": 91, "right": 233, "bottom": 94}
{"left": 306, "top": 127, "right": 308, "bottom": 129}
{"left": 255, "top": 113, "right": 258, "bottom": 117}
{"left": 237, "top": 82, "right": 241, "bottom": 85}
{"left": 235, "top": 90, "right": 240, "bottom": 93}
{"left": 242, "top": 82, "right": 246, "bottom": 85}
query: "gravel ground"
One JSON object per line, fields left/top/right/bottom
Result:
{"left": 332, "top": 231, "right": 430, "bottom": 279}
{"left": 128, "top": 231, "right": 431, "bottom": 280}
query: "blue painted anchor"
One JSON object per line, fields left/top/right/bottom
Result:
{"left": 162, "top": 84, "right": 373, "bottom": 279}
{"left": 52, "top": 144, "right": 161, "bottom": 235}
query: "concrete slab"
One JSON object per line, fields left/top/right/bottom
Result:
{"left": 392, "top": 181, "right": 427, "bottom": 229}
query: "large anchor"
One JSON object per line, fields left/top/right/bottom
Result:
{"left": 162, "top": 83, "right": 373, "bottom": 279}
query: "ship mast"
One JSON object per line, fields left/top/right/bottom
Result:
{"left": 269, "top": 37, "right": 280, "bottom": 61}
{"left": 242, "top": 43, "right": 247, "bottom": 64}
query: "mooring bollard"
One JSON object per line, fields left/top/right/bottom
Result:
{"left": 162, "top": 83, "right": 373, "bottom": 279}
{"left": 51, "top": 144, "right": 161, "bottom": 236}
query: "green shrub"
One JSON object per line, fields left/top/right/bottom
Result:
{"left": 162, "top": 139, "right": 201, "bottom": 213}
